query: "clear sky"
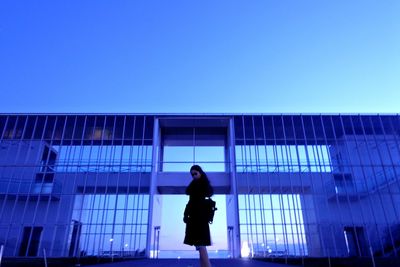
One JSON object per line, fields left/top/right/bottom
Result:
{"left": 0, "top": 0, "right": 399, "bottom": 113}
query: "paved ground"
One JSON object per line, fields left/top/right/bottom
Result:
{"left": 94, "top": 259, "right": 296, "bottom": 267}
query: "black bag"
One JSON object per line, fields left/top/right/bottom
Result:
{"left": 204, "top": 197, "right": 217, "bottom": 224}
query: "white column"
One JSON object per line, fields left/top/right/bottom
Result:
{"left": 146, "top": 118, "right": 160, "bottom": 258}
{"left": 229, "top": 117, "right": 241, "bottom": 258}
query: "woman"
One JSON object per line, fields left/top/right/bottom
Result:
{"left": 183, "top": 165, "right": 214, "bottom": 267}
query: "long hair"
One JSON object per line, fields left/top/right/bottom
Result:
{"left": 190, "top": 164, "right": 208, "bottom": 180}
{"left": 189, "top": 165, "right": 213, "bottom": 197}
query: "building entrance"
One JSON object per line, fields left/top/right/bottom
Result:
{"left": 153, "top": 194, "right": 228, "bottom": 259}
{"left": 148, "top": 117, "right": 239, "bottom": 258}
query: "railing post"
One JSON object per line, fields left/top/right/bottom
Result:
{"left": 43, "top": 248, "right": 48, "bottom": 267}
{"left": 0, "top": 244, "right": 4, "bottom": 267}
{"left": 156, "top": 226, "right": 160, "bottom": 258}
{"left": 152, "top": 227, "right": 156, "bottom": 258}
{"left": 227, "top": 226, "right": 234, "bottom": 258}
{"left": 109, "top": 238, "right": 114, "bottom": 262}
{"left": 153, "top": 226, "right": 160, "bottom": 259}
{"left": 369, "top": 246, "right": 376, "bottom": 267}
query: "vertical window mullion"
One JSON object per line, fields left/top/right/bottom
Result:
{"left": 358, "top": 116, "right": 396, "bottom": 254}
{"left": 339, "top": 115, "right": 372, "bottom": 257}
{"left": 23, "top": 115, "right": 49, "bottom": 257}
{"left": 301, "top": 116, "right": 328, "bottom": 257}
{"left": 40, "top": 116, "right": 59, "bottom": 256}
{"left": 3, "top": 116, "right": 31, "bottom": 256}
{"left": 58, "top": 116, "right": 80, "bottom": 255}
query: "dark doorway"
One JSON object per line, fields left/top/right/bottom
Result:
{"left": 19, "top": 226, "right": 43, "bottom": 256}
{"left": 344, "top": 226, "right": 368, "bottom": 257}
{"left": 69, "top": 220, "right": 83, "bottom": 256}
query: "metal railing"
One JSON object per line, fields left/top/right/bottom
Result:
{"left": 152, "top": 226, "right": 161, "bottom": 259}
{"left": 54, "top": 160, "right": 152, "bottom": 172}
{"left": 325, "top": 168, "right": 399, "bottom": 198}
{"left": 0, "top": 178, "right": 62, "bottom": 196}
{"left": 236, "top": 160, "right": 332, "bottom": 173}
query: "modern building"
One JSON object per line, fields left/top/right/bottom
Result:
{"left": 0, "top": 114, "right": 399, "bottom": 260}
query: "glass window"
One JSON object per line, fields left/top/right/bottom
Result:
{"left": 53, "top": 145, "right": 152, "bottom": 172}
{"left": 235, "top": 145, "right": 332, "bottom": 173}
{"left": 70, "top": 194, "right": 149, "bottom": 256}
{"left": 162, "top": 145, "right": 225, "bottom": 171}
{"left": 238, "top": 194, "right": 307, "bottom": 256}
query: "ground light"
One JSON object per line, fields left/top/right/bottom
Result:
{"left": 241, "top": 241, "right": 251, "bottom": 258}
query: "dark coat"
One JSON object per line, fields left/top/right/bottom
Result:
{"left": 183, "top": 177, "right": 214, "bottom": 246}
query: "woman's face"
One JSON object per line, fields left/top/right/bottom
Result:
{"left": 190, "top": 169, "right": 201, "bottom": 179}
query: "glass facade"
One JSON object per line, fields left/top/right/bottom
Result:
{"left": 0, "top": 114, "right": 399, "bottom": 260}
{"left": 71, "top": 194, "right": 149, "bottom": 257}
{"left": 0, "top": 115, "right": 153, "bottom": 257}
{"left": 234, "top": 115, "right": 400, "bottom": 258}
{"left": 238, "top": 194, "right": 307, "bottom": 257}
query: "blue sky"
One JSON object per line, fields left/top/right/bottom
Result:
{"left": 0, "top": 0, "right": 399, "bottom": 113}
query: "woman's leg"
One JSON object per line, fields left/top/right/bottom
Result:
{"left": 198, "top": 246, "right": 211, "bottom": 267}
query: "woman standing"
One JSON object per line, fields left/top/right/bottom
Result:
{"left": 183, "top": 165, "right": 214, "bottom": 267}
